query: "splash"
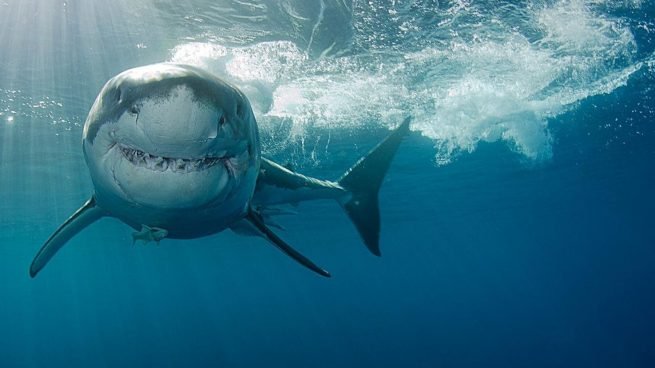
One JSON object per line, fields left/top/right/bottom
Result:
{"left": 169, "top": 0, "right": 643, "bottom": 164}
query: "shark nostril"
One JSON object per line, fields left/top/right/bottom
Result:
{"left": 209, "top": 115, "right": 224, "bottom": 139}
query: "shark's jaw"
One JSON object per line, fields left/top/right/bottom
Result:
{"left": 118, "top": 145, "right": 237, "bottom": 175}
{"left": 110, "top": 141, "right": 248, "bottom": 207}
{"left": 98, "top": 139, "right": 239, "bottom": 211}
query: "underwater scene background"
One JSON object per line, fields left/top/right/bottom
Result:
{"left": 1, "top": 0, "right": 654, "bottom": 367}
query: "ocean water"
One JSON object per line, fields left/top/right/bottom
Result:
{"left": 1, "top": 0, "right": 654, "bottom": 367}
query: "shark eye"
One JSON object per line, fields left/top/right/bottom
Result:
{"left": 218, "top": 115, "right": 226, "bottom": 126}
{"left": 129, "top": 105, "right": 140, "bottom": 114}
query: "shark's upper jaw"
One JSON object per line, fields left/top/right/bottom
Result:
{"left": 118, "top": 145, "right": 232, "bottom": 174}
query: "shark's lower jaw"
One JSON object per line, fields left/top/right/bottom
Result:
{"left": 119, "top": 145, "right": 228, "bottom": 173}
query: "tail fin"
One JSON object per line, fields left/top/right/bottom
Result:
{"left": 338, "top": 117, "right": 411, "bottom": 256}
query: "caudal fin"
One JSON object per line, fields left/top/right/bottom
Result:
{"left": 338, "top": 117, "right": 411, "bottom": 256}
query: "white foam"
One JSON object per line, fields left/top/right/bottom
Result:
{"left": 170, "top": 43, "right": 228, "bottom": 69}
{"left": 168, "top": 0, "right": 643, "bottom": 164}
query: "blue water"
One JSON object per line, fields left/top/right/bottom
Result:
{"left": 1, "top": 0, "right": 655, "bottom": 367}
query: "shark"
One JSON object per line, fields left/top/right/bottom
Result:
{"left": 30, "top": 63, "right": 410, "bottom": 278}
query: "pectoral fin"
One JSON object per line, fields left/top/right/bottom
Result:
{"left": 30, "top": 196, "right": 105, "bottom": 278}
{"left": 246, "top": 207, "right": 330, "bottom": 278}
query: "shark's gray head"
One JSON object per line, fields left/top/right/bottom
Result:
{"left": 83, "top": 63, "right": 260, "bottom": 230}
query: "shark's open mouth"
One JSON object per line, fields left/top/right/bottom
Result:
{"left": 119, "top": 146, "right": 229, "bottom": 173}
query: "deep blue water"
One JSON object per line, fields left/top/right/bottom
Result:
{"left": 1, "top": 1, "right": 655, "bottom": 367}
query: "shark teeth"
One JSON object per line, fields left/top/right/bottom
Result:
{"left": 119, "top": 146, "right": 226, "bottom": 173}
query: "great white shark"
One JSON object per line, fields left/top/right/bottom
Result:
{"left": 30, "top": 63, "right": 410, "bottom": 278}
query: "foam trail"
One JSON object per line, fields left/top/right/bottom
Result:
{"left": 169, "top": 0, "right": 646, "bottom": 164}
